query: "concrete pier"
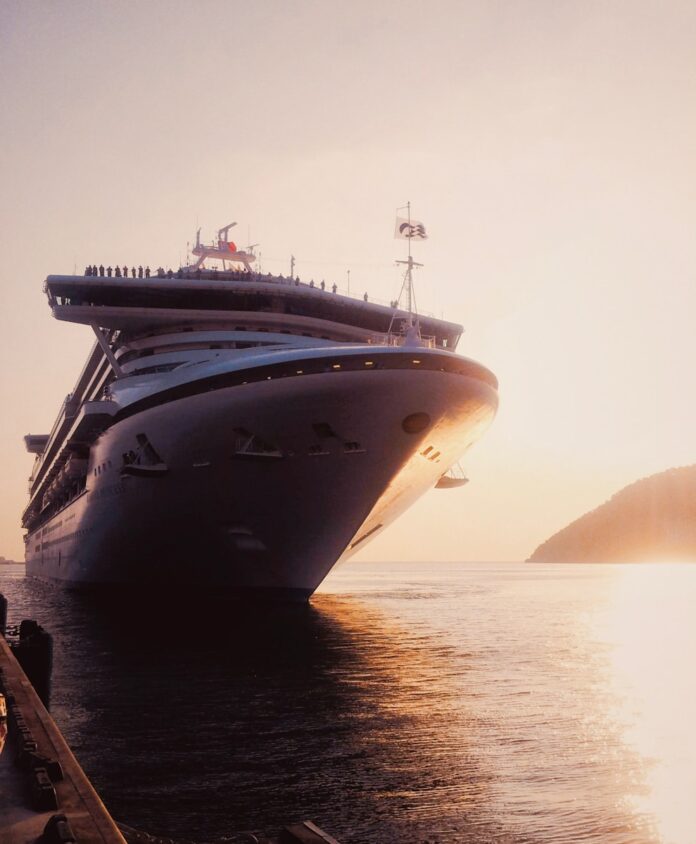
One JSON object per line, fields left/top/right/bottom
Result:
{"left": 0, "top": 631, "right": 126, "bottom": 843}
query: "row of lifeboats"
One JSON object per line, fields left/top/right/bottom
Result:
{"left": 40, "top": 456, "right": 89, "bottom": 512}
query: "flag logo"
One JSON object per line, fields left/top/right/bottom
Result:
{"left": 395, "top": 217, "right": 428, "bottom": 240}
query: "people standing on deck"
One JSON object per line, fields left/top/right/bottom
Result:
{"left": 332, "top": 283, "right": 337, "bottom": 293}
{"left": 115, "top": 266, "right": 122, "bottom": 277}
{"left": 131, "top": 267, "right": 137, "bottom": 278}
{"left": 363, "top": 292, "right": 368, "bottom": 301}
{"left": 145, "top": 266, "right": 150, "bottom": 277}
{"left": 320, "top": 280, "right": 325, "bottom": 290}
{"left": 107, "top": 266, "right": 113, "bottom": 277}
{"left": 138, "top": 266, "right": 143, "bottom": 278}
{"left": 84, "top": 265, "right": 91, "bottom": 276}
{"left": 99, "top": 264, "right": 104, "bottom": 276}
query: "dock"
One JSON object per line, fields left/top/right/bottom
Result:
{"left": 0, "top": 626, "right": 126, "bottom": 842}
{"left": 0, "top": 598, "right": 341, "bottom": 844}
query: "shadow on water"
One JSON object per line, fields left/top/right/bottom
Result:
{"left": 1, "top": 575, "right": 504, "bottom": 843}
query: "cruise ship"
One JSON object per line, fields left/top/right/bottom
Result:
{"left": 22, "top": 223, "right": 499, "bottom": 599}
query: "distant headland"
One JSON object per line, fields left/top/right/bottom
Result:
{"left": 0, "top": 556, "right": 23, "bottom": 566}
{"left": 528, "top": 465, "right": 696, "bottom": 563}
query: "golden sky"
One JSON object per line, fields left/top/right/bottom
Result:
{"left": 1, "top": 0, "right": 694, "bottom": 562}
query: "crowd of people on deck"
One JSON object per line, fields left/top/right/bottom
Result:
{"left": 83, "top": 263, "right": 389, "bottom": 308}
{"left": 86, "top": 264, "right": 152, "bottom": 278}
{"left": 84, "top": 264, "right": 259, "bottom": 280}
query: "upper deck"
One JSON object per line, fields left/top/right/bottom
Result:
{"left": 45, "top": 271, "right": 464, "bottom": 350}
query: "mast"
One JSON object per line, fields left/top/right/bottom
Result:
{"left": 395, "top": 202, "right": 423, "bottom": 323}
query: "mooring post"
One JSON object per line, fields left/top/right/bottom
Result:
{"left": 0, "top": 593, "right": 7, "bottom": 638}
{"left": 12, "top": 620, "right": 54, "bottom": 708}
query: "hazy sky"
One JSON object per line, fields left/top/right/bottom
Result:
{"left": 1, "top": 0, "right": 694, "bottom": 562}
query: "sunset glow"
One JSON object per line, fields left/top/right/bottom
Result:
{"left": 1, "top": 4, "right": 694, "bottom": 565}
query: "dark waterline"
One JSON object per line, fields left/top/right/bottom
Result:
{"left": 1, "top": 562, "right": 694, "bottom": 843}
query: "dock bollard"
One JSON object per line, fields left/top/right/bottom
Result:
{"left": 0, "top": 593, "right": 7, "bottom": 638}
{"left": 11, "top": 620, "right": 54, "bottom": 707}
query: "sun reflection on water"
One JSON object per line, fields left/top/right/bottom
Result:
{"left": 596, "top": 564, "right": 696, "bottom": 844}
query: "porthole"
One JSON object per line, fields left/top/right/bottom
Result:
{"left": 402, "top": 412, "right": 431, "bottom": 434}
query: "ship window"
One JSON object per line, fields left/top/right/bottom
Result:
{"left": 129, "top": 362, "right": 181, "bottom": 376}
{"left": 421, "top": 446, "right": 433, "bottom": 456}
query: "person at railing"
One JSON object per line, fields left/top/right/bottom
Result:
{"left": 106, "top": 266, "right": 113, "bottom": 277}
{"left": 122, "top": 265, "right": 128, "bottom": 278}
{"left": 85, "top": 265, "right": 91, "bottom": 276}
{"left": 99, "top": 264, "right": 105, "bottom": 277}
{"left": 145, "top": 266, "right": 151, "bottom": 277}
{"left": 115, "top": 266, "right": 122, "bottom": 277}
{"left": 309, "top": 279, "right": 314, "bottom": 288}
{"left": 332, "top": 283, "right": 337, "bottom": 293}
{"left": 363, "top": 292, "right": 368, "bottom": 302}
{"left": 138, "top": 265, "right": 144, "bottom": 278}
{"left": 320, "top": 280, "right": 325, "bottom": 290}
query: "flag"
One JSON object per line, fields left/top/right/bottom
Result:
{"left": 394, "top": 217, "right": 428, "bottom": 240}
{"left": 227, "top": 241, "right": 237, "bottom": 253}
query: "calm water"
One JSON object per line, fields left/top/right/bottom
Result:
{"left": 1, "top": 561, "right": 695, "bottom": 843}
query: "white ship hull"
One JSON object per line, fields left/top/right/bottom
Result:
{"left": 25, "top": 352, "right": 497, "bottom": 598}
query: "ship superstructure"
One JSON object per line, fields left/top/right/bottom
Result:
{"left": 23, "top": 223, "right": 498, "bottom": 598}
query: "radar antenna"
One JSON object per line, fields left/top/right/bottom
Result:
{"left": 186, "top": 221, "right": 257, "bottom": 273}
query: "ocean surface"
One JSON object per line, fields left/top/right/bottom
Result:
{"left": 1, "top": 561, "right": 695, "bottom": 844}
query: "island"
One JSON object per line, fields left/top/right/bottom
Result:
{"left": 0, "top": 556, "right": 22, "bottom": 566}
{"left": 528, "top": 465, "right": 696, "bottom": 563}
